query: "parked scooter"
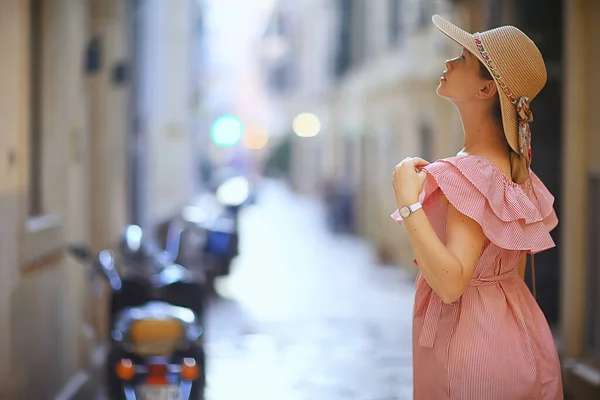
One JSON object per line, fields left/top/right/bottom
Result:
{"left": 206, "top": 175, "right": 253, "bottom": 277}
{"left": 173, "top": 174, "right": 253, "bottom": 284}
{"left": 69, "top": 225, "right": 206, "bottom": 400}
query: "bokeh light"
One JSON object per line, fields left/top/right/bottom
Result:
{"left": 243, "top": 126, "right": 269, "bottom": 150}
{"left": 292, "top": 113, "right": 321, "bottom": 137}
{"left": 211, "top": 115, "right": 243, "bottom": 146}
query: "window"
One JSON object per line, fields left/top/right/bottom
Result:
{"left": 334, "top": 0, "right": 352, "bottom": 77}
{"left": 268, "top": 63, "right": 293, "bottom": 93}
{"left": 334, "top": 0, "right": 368, "bottom": 75}
{"left": 29, "top": 0, "right": 43, "bottom": 216}
{"left": 417, "top": 0, "right": 431, "bottom": 29}
{"left": 22, "top": 0, "right": 64, "bottom": 269}
{"left": 389, "top": 0, "right": 402, "bottom": 45}
{"left": 264, "top": 11, "right": 294, "bottom": 93}
{"left": 275, "top": 11, "right": 289, "bottom": 36}
{"left": 350, "top": 0, "right": 367, "bottom": 65}
{"left": 343, "top": 137, "right": 354, "bottom": 182}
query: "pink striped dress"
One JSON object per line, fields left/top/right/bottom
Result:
{"left": 391, "top": 155, "right": 563, "bottom": 399}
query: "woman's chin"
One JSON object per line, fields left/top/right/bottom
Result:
{"left": 436, "top": 82, "right": 453, "bottom": 100}
{"left": 436, "top": 83, "right": 445, "bottom": 97}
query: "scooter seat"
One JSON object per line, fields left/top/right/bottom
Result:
{"left": 120, "top": 300, "right": 196, "bottom": 323}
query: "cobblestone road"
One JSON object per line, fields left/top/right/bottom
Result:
{"left": 203, "top": 180, "right": 416, "bottom": 400}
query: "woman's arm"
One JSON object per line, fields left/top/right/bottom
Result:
{"left": 402, "top": 197, "right": 485, "bottom": 304}
{"left": 392, "top": 157, "right": 485, "bottom": 304}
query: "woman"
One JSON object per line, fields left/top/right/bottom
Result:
{"left": 390, "top": 15, "right": 563, "bottom": 399}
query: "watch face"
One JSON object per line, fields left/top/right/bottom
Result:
{"left": 399, "top": 206, "right": 411, "bottom": 218}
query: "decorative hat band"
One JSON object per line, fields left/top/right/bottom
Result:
{"left": 474, "top": 33, "right": 533, "bottom": 164}
{"left": 474, "top": 33, "right": 517, "bottom": 104}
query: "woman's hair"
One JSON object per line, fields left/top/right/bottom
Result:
{"left": 478, "top": 62, "right": 530, "bottom": 184}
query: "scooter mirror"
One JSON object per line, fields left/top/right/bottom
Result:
{"left": 216, "top": 176, "right": 250, "bottom": 207}
{"left": 98, "top": 249, "right": 116, "bottom": 270}
{"left": 123, "top": 225, "right": 144, "bottom": 252}
{"left": 97, "top": 249, "right": 123, "bottom": 291}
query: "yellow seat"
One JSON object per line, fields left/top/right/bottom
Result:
{"left": 130, "top": 319, "right": 184, "bottom": 356}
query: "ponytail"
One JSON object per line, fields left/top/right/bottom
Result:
{"left": 509, "top": 150, "right": 530, "bottom": 184}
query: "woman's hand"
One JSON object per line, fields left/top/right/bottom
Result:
{"left": 392, "top": 157, "right": 430, "bottom": 207}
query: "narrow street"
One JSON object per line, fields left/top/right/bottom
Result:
{"left": 204, "top": 179, "right": 416, "bottom": 400}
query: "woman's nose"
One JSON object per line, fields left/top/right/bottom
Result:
{"left": 445, "top": 59, "right": 453, "bottom": 70}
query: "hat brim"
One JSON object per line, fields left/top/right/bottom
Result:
{"left": 432, "top": 15, "right": 519, "bottom": 154}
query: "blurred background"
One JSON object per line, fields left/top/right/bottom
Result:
{"left": 0, "top": 0, "right": 598, "bottom": 399}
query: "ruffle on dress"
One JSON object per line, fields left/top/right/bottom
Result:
{"left": 391, "top": 155, "right": 558, "bottom": 254}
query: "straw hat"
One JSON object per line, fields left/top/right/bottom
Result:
{"left": 432, "top": 14, "right": 547, "bottom": 162}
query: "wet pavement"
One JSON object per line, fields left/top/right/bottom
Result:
{"left": 203, "top": 179, "right": 416, "bottom": 400}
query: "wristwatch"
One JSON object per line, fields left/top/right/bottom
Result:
{"left": 399, "top": 202, "right": 423, "bottom": 219}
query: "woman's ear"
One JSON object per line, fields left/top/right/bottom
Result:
{"left": 478, "top": 80, "right": 498, "bottom": 99}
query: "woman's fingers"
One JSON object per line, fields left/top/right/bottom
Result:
{"left": 393, "top": 157, "right": 430, "bottom": 175}
{"left": 408, "top": 157, "right": 430, "bottom": 167}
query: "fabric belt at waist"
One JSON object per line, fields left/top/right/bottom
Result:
{"left": 418, "top": 269, "right": 519, "bottom": 348}
{"left": 467, "top": 269, "right": 519, "bottom": 287}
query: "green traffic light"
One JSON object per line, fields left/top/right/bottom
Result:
{"left": 211, "top": 115, "right": 243, "bottom": 146}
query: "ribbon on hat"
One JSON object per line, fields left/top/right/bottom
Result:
{"left": 516, "top": 96, "right": 533, "bottom": 169}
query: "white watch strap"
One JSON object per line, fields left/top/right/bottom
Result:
{"left": 409, "top": 202, "right": 422, "bottom": 213}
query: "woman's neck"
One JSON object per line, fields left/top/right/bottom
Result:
{"left": 456, "top": 105, "right": 507, "bottom": 158}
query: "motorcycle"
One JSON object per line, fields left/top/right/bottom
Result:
{"left": 202, "top": 175, "right": 253, "bottom": 277}
{"left": 69, "top": 225, "right": 206, "bottom": 400}
{"left": 173, "top": 175, "right": 252, "bottom": 286}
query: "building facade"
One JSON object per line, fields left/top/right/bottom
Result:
{"left": 561, "top": 0, "right": 600, "bottom": 397}
{"left": 0, "top": 0, "right": 201, "bottom": 398}
{"left": 260, "top": 0, "right": 339, "bottom": 193}
{"left": 0, "top": 0, "right": 130, "bottom": 397}
{"left": 131, "top": 0, "right": 199, "bottom": 231}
